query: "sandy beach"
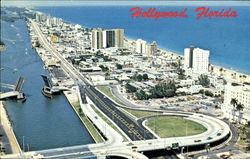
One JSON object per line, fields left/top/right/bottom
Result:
{"left": 125, "top": 37, "right": 250, "bottom": 83}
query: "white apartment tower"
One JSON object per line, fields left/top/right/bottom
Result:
{"left": 103, "top": 29, "right": 124, "bottom": 48}
{"left": 184, "top": 47, "right": 210, "bottom": 76}
{"left": 146, "top": 41, "right": 157, "bottom": 56}
{"left": 92, "top": 29, "right": 103, "bottom": 50}
{"left": 222, "top": 83, "right": 250, "bottom": 124}
{"left": 136, "top": 39, "right": 147, "bottom": 54}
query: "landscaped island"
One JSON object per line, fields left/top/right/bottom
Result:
{"left": 146, "top": 116, "right": 207, "bottom": 138}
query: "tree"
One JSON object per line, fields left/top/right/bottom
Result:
{"left": 78, "top": 108, "right": 83, "bottom": 116}
{"left": 231, "top": 98, "right": 238, "bottom": 121}
{"left": 137, "top": 74, "right": 143, "bottom": 82}
{"left": 116, "top": 64, "right": 123, "bottom": 69}
{"left": 125, "top": 83, "right": 137, "bottom": 93}
{"left": 135, "top": 90, "right": 149, "bottom": 100}
{"left": 236, "top": 103, "right": 244, "bottom": 123}
{"left": 198, "top": 74, "right": 210, "bottom": 87}
{"left": 199, "top": 89, "right": 205, "bottom": 94}
{"left": 149, "top": 81, "right": 177, "bottom": 98}
{"left": 246, "top": 143, "right": 250, "bottom": 151}
{"left": 204, "top": 90, "right": 213, "bottom": 97}
{"left": 99, "top": 65, "right": 109, "bottom": 72}
{"left": 142, "top": 74, "right": 149, "bottom": 81}
{"left": 236, "top": 103, "right": 244, "bottom": 112}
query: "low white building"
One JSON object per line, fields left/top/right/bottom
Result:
{"left": 222, "top": 83, "right": 250, "bottom": 124}
{"left": 180, "top": 79, "right": 195, "bottom": 86}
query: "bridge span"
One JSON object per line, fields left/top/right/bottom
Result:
{"left": 1, "top": 106, "right": 231, "bottom": 159}
{"left": 0, "top": 77, "right": 25, "bottom": 100}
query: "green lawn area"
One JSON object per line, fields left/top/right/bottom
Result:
{"left": 97, "top": 86, "right": 124, "bottom": 105}
{"left": 146, "top": 117, "right": 207, "bottom": 138}
{"left": 71, "top": 102, "right": 104, "bottom": 143}
{"left": 123, "top": 108, "right": 161, "bottom": 118}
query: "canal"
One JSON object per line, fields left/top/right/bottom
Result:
{"left": 1, "top": 11, "right": 94, "bottom": 151}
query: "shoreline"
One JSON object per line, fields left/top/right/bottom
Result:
{"left": 125, "top": 37, "right": 250, "bottom": 83}
{"left": 0, "top": 101, "right": 21, "bottom": 154}
{"left": 30, "top": 8, "right": 250, "bottom": 79}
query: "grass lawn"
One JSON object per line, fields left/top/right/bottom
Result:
{"left": 146, "top": 116, "right": 207, "bottom": 138}
{"left": 97, "top": 86, "right": 124, "bottom": 105}
{"left": 123, "top": 108, "right": 161, "bottom": 118}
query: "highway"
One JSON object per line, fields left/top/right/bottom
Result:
{"left": 0, "top": 19, "right": 230, "bottom": 159}
{"left": 29, "top": 19, "right": 155, "bottom": 141}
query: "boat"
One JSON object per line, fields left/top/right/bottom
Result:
{"left": 41, "top": 87, "right": 61, "bottom": 98}
{"left": 41, "top": 87, "right": 53, "bottom": 98}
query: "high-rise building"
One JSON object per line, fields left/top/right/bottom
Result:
{"left": 146, "top": 41, "right": 157, "bottom": 56}
{"left": 103, "top": 29, "right": 124, "bottom": 48}
{"left": 35, "top": 12, "right": 48, "bottom": 22}
{"left": 136, "top": 39, "right": 147, "bottom": 54}
{"left": 92, "top": 29, "right": 103, "bottom": 50}
{"left": 115, "top": 29, "right": 124, "bottom": 48}
{"left": 103, "top": 30, "right": 115, "bottom": 48}
{"left": 184, "top": 47, "right": 210, "bottom": 76}
{"left": 222, "top": 83, "right": 250, "bottom": 124}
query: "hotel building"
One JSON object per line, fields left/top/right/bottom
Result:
{"left": 222, "top": 83, "right": 250, "bottom": 124}
{"left": 103, "top": 29, "right": 124, "bottom": 48}
{"left": 136, "top": 39, "right": 147, "bottom": 54}
{"left": 146, "top": 41, "right": 157, "bottom": 56}
{"left": 184, "top": 47, "right": 210, "bottom": 77}
{"left": 136, "top": 39, "right": 157, "bottom": 56}
{"left": 92, "top": 28, "right": 103, "bottom": 50}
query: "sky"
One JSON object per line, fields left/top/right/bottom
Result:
{"left": 2, "top": 1, "right": 250, "bottom": 7}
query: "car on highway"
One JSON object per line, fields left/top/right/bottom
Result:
{"left": 126, "top": 142, "right": 133, "bottom": 146}
{"left": 131, "top": 146, "right": 137, "bottom": 149}
{"left": 194, "top": 139, "right": 202, "bottom": 142}
{"left": 207, "top": 137, "right": 213, "bottom": 140}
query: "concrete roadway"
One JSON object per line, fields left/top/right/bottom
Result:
{"left": 4, "top": 19, "right": 230, "bottom": 159}
{"left": 29, "top": 20, "right": 153, "bottom": 142}
{"left": 85, "top": 85, "right": 156, "bottom": 141}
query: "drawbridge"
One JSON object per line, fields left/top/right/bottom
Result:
{"left": 0, "top": 77, "right": 25, "bottom": 100}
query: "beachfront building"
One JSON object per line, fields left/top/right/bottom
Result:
{"left": 146, "top": 41, "right": 157, "bottom": 56}
{"left": 136, "top": 39, "right": 157, "bottom": 56}
{"left": 35, "top": 12, "right": 49, "bottom": 22}
{"left": 136, "top": 39, "right": 147, "bottom": 54}
{"left": 222, "top": 83, "right": 250, "bottom": 124}
{"left": 184, "top": 47, "right": 210, "bottom": 77}
{"left": 103, "top": 29, "right": 124, "bottom": 48}
{"left": 92, "top": 28, "right": 103, "bottom": 51}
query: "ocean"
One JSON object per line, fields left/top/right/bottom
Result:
{"left": 37, "top": 5, "right": 250, "bottom": 75}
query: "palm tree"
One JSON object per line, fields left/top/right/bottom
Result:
{"left": 236, "top": 103, "right": 244, "bottom": 123}
{"left": 230, "top": 98, "right": 238, "bottom": 121}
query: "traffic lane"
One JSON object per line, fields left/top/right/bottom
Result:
{"left": 31, "top": 21, "right": 154, "bottom": 141}
{"left": 88, "top": 86, "right": 155, "bottom": 140}
{"left": 86, "top": 86, "right": 155, "bottom": 140}
{"left": 84, "top": 89, "right": 143, "bottom": 141}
